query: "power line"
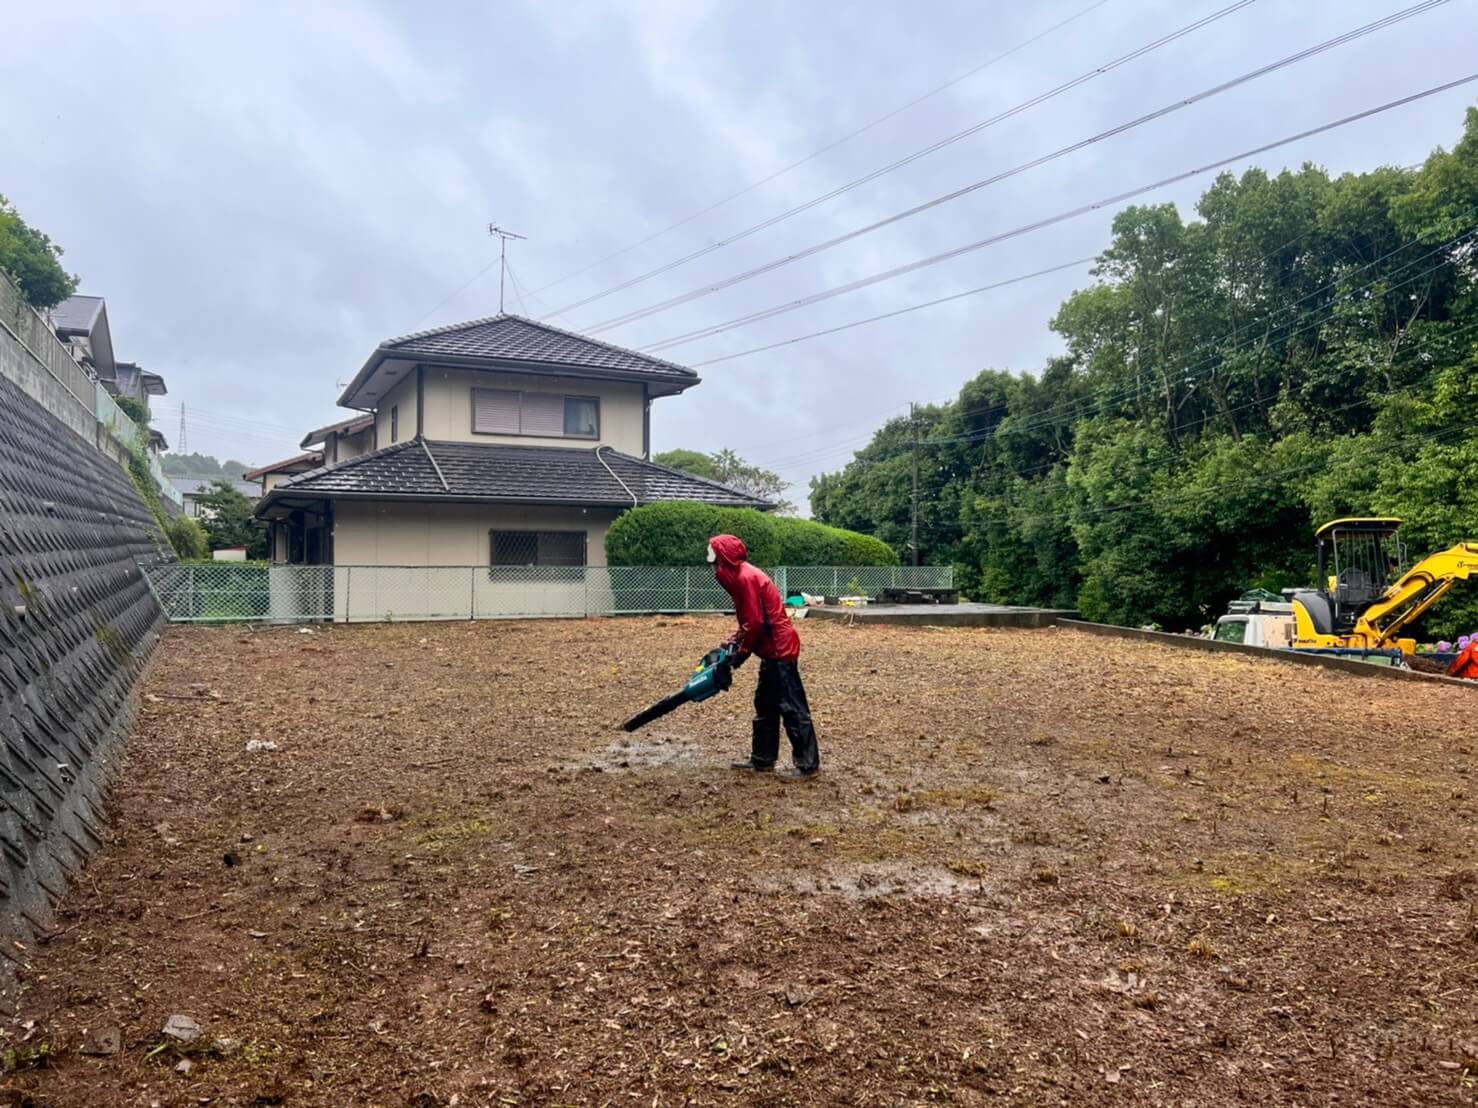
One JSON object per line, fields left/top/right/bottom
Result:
{"left": 547, "top": 0, "right": 1257, "bottom": 322}
{"left": 526, "top": 0, "right": 1114, "bottom": 302}
{"left": 690, "top": 256, "right": 1096, "bottom": 367}
{"left": 629, "top": 1, "right": 1455, "bottom": 347}
{"left": 625, "top": 71, "right": 1478, "bottom": 356}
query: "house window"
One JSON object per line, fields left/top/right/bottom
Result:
{"left": 472, "top": 388, "right": 600, "bottom": 439}
{"left": 390, "top": 405, "right": 399, "bottom": 443}
{"left": 489, "top": 530, "right": 587, "bottom": 568}
{"left": 564, "top": 396, "right": 599, "bottom": 438}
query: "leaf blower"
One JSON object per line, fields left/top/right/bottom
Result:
{"left": 622, "top": 644, "right": 740, "bottom": 732}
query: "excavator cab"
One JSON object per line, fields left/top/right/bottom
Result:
{"left": 1298, "top": 517, "right": 1406, "bottom": 635}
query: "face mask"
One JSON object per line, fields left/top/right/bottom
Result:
{"left": 706, "top": 544, "right": 717, "bottom": 564}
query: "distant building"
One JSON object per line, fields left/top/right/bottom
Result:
{"left": 242, "top": 452, "right": 323, "bottom": 497}
{"left": 174, "top": 477, "right": 258, "bottom": 519}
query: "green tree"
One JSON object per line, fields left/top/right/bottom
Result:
{"left": 653, "top": 449, "right": 720, "bottom": 481}
{"left": 655, "top": 447, "right": 794, "bottom": 513}
{"left": 164, "top": 515, "right": 210, "bottom": 560}
{"left": 0, "top": 195, "right": 78, "bottom": 309}
{"left": 196, "top": 479, "right": 268, "bottom": 559}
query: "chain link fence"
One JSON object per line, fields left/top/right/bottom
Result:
{"left": 141, "top": 563, "right": 955, "bottom": 623}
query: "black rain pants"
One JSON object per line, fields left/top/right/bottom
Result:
{"left": 750, "top": 659, "right": 820, "bottom": 771}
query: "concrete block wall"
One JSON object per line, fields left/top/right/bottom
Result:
{"left": 0, "top": 370, "right": 168, "bottom": 1004}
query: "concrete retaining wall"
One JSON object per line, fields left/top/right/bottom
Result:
{"left": 0, "top": 370, "right": 169, "bottom": 1005}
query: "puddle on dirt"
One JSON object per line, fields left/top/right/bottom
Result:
{"left": 586, "top": 733, "right": 703, "bottom": 771}
{"left": 764, "top": 861, "right": 989, "bottom": 901}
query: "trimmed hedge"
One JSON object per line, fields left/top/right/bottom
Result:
{"left": 605, "top": 501, "right": 896, "bottom": 567}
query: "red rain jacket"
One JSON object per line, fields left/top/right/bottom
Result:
{"left": 710, "top": 534, "right": 801, "bottom": 662}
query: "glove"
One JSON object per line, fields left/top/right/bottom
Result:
{"left": 713, "top": 661, "right": 733, "bottom": 691}
{"left": 730, "top": 650, "right": 749, "bottom": 670}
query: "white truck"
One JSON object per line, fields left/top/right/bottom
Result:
{"left": 1212, "top": 597, "right": 1295, "bottom": 648}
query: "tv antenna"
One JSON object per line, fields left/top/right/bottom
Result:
{"left": 488, "top": 224, "right": 527, "bottom": 313}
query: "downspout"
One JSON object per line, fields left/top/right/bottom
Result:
{"left": 596, "top": 444, "right": 638, "bottom": 509}
{"left": 420, "top": 438, "right": 450, "bottom": 492}
{"left": 642, "top": 384, "right": 650, "bottom": 460}
{"left": 415, "top": 365, "right": 425, "bottom": 438}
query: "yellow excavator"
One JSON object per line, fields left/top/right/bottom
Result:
{"left": 1290, "top": 518, "right": 1478, "bottom": 659}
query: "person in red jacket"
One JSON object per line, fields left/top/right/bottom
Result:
{"left": 708, "top": 533, "right": 820, "bottom": 778}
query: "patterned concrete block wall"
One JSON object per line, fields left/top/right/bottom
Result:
{"left": 0, "top": 370, "right": 167, "bottom": 1001}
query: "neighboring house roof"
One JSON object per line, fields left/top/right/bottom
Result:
{"left": 148, "top": 428, "right": 170, "bottom": 451}
{"left": 256, "top": 439, "right": 770, "bottom": 518}
{"left": 51, "top": 294, "right": 105, "bottom": 334}
{"left": 300, "top": 413, "right": 374, "bottom": 449}
{"left": 52, "top": 294, "right": 116, "bottom": 379}
{"left": 242, "top": 452, "right": 323, "bottom": 481}
{"left": 338, "top": 313, "right": 700, "bottom": 409}
{"left": 173, "top": 477, "right": 259, "bottom": 499}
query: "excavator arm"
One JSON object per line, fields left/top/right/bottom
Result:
{"left": 1352, "top": 542, "right": 1478, "bottom": 648}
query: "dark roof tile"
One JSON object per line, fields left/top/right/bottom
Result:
{"left": 265, "top": 440, "right": 769, "bottom": 509}
{"left": 380, "top": 314, "right": 697, "bottom": 382}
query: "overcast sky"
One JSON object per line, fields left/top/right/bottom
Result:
{"left": 4, "top": 0, "right": 1476, "bottom": 505}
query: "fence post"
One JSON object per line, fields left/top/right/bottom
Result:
{"left": 344, "top": 566, "right": 352, "bottom": 624}
{"left": 833, "top": 567, "right": 839, "bottom": 595}
{"left": 469, "top": 567, "right": 476, "bottom": 621}
{"left": 683, "top": 566, "right": 691, "bottom": 611}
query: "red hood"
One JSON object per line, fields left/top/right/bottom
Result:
{"left": 709, "top": 534, "right": 748, "bottom": 567}
{"left": 711, "top": 533, "right": 747, "bottom": 591}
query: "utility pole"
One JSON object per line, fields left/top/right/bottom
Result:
{"left": 487, "top": 224, "right": 527, "bottom": 313}
{"left": 910, "top": 402, "right": 920, "bottom": 567}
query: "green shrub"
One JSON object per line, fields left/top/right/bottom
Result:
{"left": 605, "top": 501, "right": 896, "bottom": 566}
{"left": 605, "top": 502, "right": 782, "bottom": 566}
{"left": 837, "top": 528, "right": 898, "bottom": 566}
{"left": 164, "top": 516, "right": 209, "bottom": 560}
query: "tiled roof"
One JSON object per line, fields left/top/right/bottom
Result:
{"left": 174, "top": 477, "right": 259, "bottom": 499}
{"left": 265, "top": 440, "right": 770, "bottom": 509}
{"left": 300, "top": 413, "right": 375, "bottom": 449}
{"left": 241, "top": 452, "right": 323, "bottom": 481}
{"left": 380, "top": 314, "right": 697, "bottom": 383}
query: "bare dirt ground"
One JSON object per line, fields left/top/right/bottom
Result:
{"left": 4, "top": 617, "right": 1478, "bottom": 1106}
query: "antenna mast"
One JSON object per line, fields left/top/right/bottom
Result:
{"left": 487, "top": 224, "right": 527, "bottom": 312}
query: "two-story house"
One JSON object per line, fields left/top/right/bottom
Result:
{"left": 255, "top": 314, "right": 769, "bottom": 572}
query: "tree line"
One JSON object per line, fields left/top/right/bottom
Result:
{"left": 812, "top": 107, "right": 1478, "bottom": 637}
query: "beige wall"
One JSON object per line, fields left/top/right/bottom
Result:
{"left": 332, "top": 500, "right": 619, "bottom": 567}
{"left": 336, "top": 427, "right": 373, "bottom": 461}
{"left": 416, "top": 367, "right": 644, "bottom": 454}
{"left": 374, "top": 375, "right": 418, "bottom": 448}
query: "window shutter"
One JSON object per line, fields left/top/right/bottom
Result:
{"left": 520, "top": 392, "right": 564, "bottom": 437}
{"left": 473, "top": 388, "right": 519, "bottom": 434}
